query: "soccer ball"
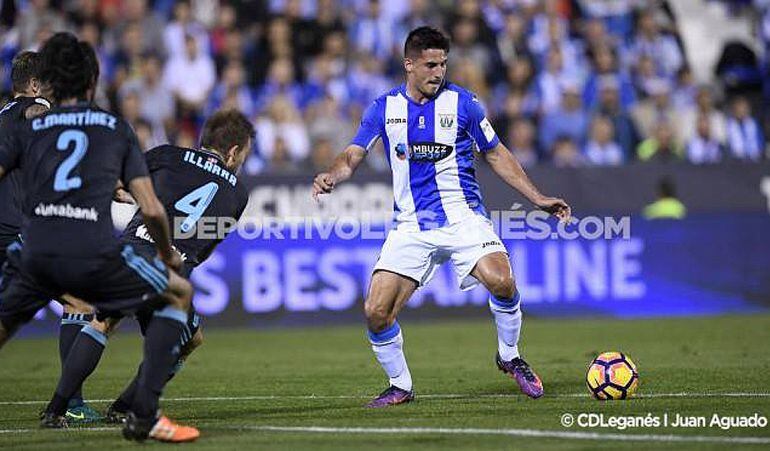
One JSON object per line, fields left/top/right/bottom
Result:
{"left": 586, "top": 351, "right": 639, "bottom": 400}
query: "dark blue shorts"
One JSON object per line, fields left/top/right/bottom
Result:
{"left": 0, "top": 242, "right": 170, "bottom": 333}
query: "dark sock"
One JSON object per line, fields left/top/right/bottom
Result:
{"left": 58, "top": 313, "right": 93, "bottom": 406}
{"left": 113, "top": 364, "right": 142, "bottom": 412}
{"left": 46, "top": 325, "right": 106, "bottom": 416}
{"left": 131, "top": 307, "right": 186, "bottom": 419}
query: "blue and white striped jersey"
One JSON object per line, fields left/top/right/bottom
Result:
{"left": 351, "top": 82, "right": 500, "bottom": 231}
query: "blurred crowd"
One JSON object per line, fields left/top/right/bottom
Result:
{"left": 1, "top": 0, "right": 769, "bottom": 174}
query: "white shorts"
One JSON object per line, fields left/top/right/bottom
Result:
{"left": 373, "top": 214, "right": 508, "bottom": 291}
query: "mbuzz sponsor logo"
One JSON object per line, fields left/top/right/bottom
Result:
{"left": 34, "top": 202, "right": 98, "bottom": 222}
{"left": 397, "top": 142, "right": 453, "bottom": 162}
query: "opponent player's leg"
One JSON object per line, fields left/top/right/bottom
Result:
{"left": 472, "top": 252, "right": 543, "bottom": 398}
{"left": 364, "top": 270, "right": 417, "bottom": 407}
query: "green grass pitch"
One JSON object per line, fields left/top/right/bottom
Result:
{"left": 0, "top": 315, "right": 769, "bottom": 449}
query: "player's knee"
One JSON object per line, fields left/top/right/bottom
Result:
{"left": 487, "top": 273, "right": 516, "bottom": 300}
{"left": 364, "top": 301, "right": 390, "bottom": 332}
{"left": 89, "top": 318, "right": 110, "bottom": 334}
{"left": 167, "top": 277, "right": 193, "bottom": 310}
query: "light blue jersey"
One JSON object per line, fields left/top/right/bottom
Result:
{"left": 351, "top": 82, "right": 500, "bottom": 231}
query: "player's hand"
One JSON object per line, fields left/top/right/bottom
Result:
{"left": 534, "top": 196, "right": 571, "bottom": 223}
{"left": 113, "top": 187, "right": 135, "bottom": 204}
{"left": 161, "top": 250, "right": 184, "bottom": 273}
{"left": 312, "top": 173, "right": 335, "bottom": 201}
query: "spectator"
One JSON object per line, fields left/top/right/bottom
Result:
{"left": 580, "top": 17, "right": 618, "bottom": 54}
{"left": 578, "top": 0, "right": 635, "bottom": 39}
{"left": 506, "top": 118, "right": 539, "bottom": 168}
{"left": 552, "top": 137, "right": 585, "bottom": 167}
{"left": 491, "top": 57, "right": 537, "bottom": 116}
{"left": 449, "top": 18, "right": 492, "bottom": 79}
{"left": 163, "top": 34, "right": 217, "bottom": 117}
{"left": 496, "top": 13, "right": 530, "bottom": 68}
{"left": 210, "top": 4, "right": 237, "bottom": 57}
{"left": 680, "top": 86, "right": 727, "bottom": 144}
{"left": 398, "top": 0, "right": 442, "bottom": 34}
{"left": 347, "top": 53, "right": 391, "bottom": 107}
{"left": 631, "top": 78, "right": 683, "bottom": 145}
{"left": 164, "top": 0, "right": 210, "bottom": 60}
{"left": 584, "top": 116, "right": 624, "bottom": 165}
{"left": 632, "top": 54, "right": 660, "bottom": 98}
{"left": 255, "top": 96, "right": 311, "bottom": 171}
{"left": 113, "top": 23, "right": 145, "bottom": 84}
{"left": 629, "top": 9, "right": 684, "bottom": 77}
{"left": 452, "top": 56, "right": 490, "bottom": 105}
{"left": 305, "top": 54, "right": 350, "bottom": 109}
{"left": 349, "top": 0, "right": 395, "bottom": 61}
{"left": 17, "top": 0, "right": 68, "bottom": 51}
{"left": 299, "top": 0, "right": 346, "bottom": 58}
{"left": 207, "top": 60, "right": 256, "bottom": 118}
{"left": 686, "top": 114, "right": 723, "bottom": 164}
{"left": 671, "top": 66, "right": 697, "bottom": 110}
{"left": 637, "top": 121, "right": 683, "bottom": 162}
{"left": 116, "top": 0, "right": 166, "bottom": 56}
{"left": 726, "top": 96, "right": 765, "bottom": 160}
{"left": 306, "top": 95, "right": 353, "bottom": 154}
{"left": 256, "top": 57, "right": 307, "bottom": 113}
{"left": 595, "top": 76, "right": 640, "bottom": 159}
{"left": 121, "top": 52, "right": 175, "bottom": 142}
{"left": 535, "top": 48, "right": 572, "bottom": 114}
{"left": 540, "top": 83, "right": 589, "bottom": 155}
{"left": 583, "top": 45, "right": 635, "bottom": 110}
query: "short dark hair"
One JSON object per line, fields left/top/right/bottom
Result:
{"left": 11, "top": 51, "right": 41, "bottom": 95}
{"left": 200, "top": 109, "right": 255, "bottom": 154}
{"left": 38, "top": 32, "right": 97, "bottom": 102}
{"left": 404, "top": 26, "right": 450, "bottom": 59}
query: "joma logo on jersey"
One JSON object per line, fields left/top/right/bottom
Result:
{"left": 439, "top": 113, "right": 455, "bottom": 129}
{"left": 386, "top": 117, "right": 406, "bottom": 125}
{"left": 395, "top": 142, "right": 453, "bottom": 162}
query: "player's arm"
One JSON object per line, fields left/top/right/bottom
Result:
{"left": 312, "top": 144, "right": 367, "bottom": 200}
{"left": 113, "top": 180, "right": 135, "bottom": 204}
{"left": 484, "top": 142, "right": 571, "bottom": 221}
{"left": 127, "top": 176, "right": 180, "bottom": 269}
{"left": 121, "top": 124, "right": 181, "bottom": 269}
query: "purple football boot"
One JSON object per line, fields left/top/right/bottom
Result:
{"left": 496, "top": 353, "right": 544, "bottom": 399}
{"left": 366, "top": 385, "right": 415, "bottom": 408}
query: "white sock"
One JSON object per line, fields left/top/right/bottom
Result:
{"left": 369, "top": 323, "right": 413, "bottom": 391}
{"left": 489, "top": 294, "right": 522, "bottom": 361}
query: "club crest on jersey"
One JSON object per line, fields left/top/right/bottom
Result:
{"left": 439, "top": 113, "right": 455, "bottom": 129}
{"left": 418, "top": 116, "right": 425, "bottom": 129}
{"left": 395, "top": 142, "right": 453, "bottom": 162}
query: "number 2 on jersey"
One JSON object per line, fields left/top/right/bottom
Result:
{"left": 54, "top": 129, "right": 89, "bottom": 192}
{"left": 175, "top": 182, "right": 219, "bottom": 233}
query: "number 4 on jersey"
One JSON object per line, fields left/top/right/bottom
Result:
{"left": 175, "top": 182, "right": 219, "bottom": 233}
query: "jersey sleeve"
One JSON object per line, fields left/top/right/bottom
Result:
{"left": 465, "top": 95, "right": 500, "bottom": 152}
{"left": 143, "top": 145, "right": 170, "bottom": 173}
{"left": 121, "top": 124, "right": 149, "bottom": 184}
{"left": 349, "top": 99, "right": 384, "bottom": 151}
